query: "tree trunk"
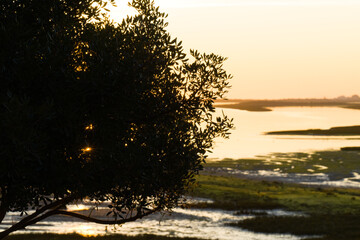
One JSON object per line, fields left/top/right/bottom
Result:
{"left": 0, "top": 208, "right": 5, "bottom": 224}
{"left": 0, "top": 229, "right": 10, "bottom": 240}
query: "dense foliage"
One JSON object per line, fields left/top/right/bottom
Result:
{"left": 0, "top": 0, "right": 232, "bottom": 237}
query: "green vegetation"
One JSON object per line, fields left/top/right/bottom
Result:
{"left": 231, "top": 215, "right": 360, "bottom": 240}
{"left": 266, "top": 125, "right": 360, "bottom": 136}
{"left": 205, "top": 151, "right": 360, "bottom": 180}
{"left": 190, "top": 175, "right": 360, "bottom": 239}
{"left": 191, "top": 175, "right": 360, "bottom": 214}
{"left": 341, "top": 147, "right": 360, "bottom": 151}
{"left": 5, "top": 234, "right": 201, "bottom": 240}
{"left": 189, "top": 154, "right": 360, "bottom": 240}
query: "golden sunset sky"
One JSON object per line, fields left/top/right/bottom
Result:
{"left": 109, "top": 0, "right": 360, "bottom": 99}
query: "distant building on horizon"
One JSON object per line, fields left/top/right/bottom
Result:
{"left": 335, "top": 94, "right": 360, "bottom": 101}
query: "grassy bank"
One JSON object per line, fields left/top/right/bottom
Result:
{"left": 190, "top": 174, "right": 360, "bottom": 239}
{"left": 193, "top": 151, "right": 360, "bottom": 239}
{"left": 231, "top": 214, "right": 360, "bottom": 240}
{"left": 191, "top": 175, "right": 360, "bottom": 214}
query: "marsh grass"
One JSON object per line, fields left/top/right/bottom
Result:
{"left": 205, "top": 151, "right": 360, "bottom": 179}
{"left": 230, "top": 214, "right": 360, "bottom": 239}
{"left": 191, "top": 175, "right": 360, "bottom": 214}
{"left": 190, "top": 174, "right": 360, "bottom": 239}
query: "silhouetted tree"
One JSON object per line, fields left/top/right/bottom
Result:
{"left": 0, "top": 0, "right": 232, "bottom": 237}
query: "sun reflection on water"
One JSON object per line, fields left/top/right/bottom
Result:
{"left": 2, "top": 205, "right": 302, "bottom": 240}
{"left": 75, "top": 225, "right": 99, "bottom": 237}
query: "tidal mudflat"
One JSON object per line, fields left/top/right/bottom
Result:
{"left": 204, "top": 150, "right": 360, "bottom": 188}
{"left": 193, "top": 150, "right": 360, "bottom": 240}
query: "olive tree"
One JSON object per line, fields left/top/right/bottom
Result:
{"left": 0, "top": 0, "right": 232, "bottom": 237}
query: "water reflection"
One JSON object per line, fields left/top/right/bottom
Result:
{"left": 210, "top": 107, "right": 360, "bottom": 159}
{"left": 2, "top": 206, "right": 301, "bottom": 240}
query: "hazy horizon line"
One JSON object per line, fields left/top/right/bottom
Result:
{"left": 156, "top": 0, "right": 360, "bottom": 9}
{"left": 220, "top": 95, "right": 360, "bottom": 101}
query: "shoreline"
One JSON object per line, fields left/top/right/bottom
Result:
{"left": 214, "top": 98, "right": 360, "bottom": 112}
{"left": 265, "top": 125, "right": 360, "bottom": 136}
{"left": 201, "top": 167, "right": 360, "bottom": 189}
{"left": 203, "top": 150, "right": 360, "bottom": 189}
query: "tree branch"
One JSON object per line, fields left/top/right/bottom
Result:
{"left": 0, "top": 207, "right": 6, "bottom": 225}
{"left": 0, "top": 195, "right": 75, "bottom": 240}
{"left": 0, "top": 187, "right": 7, "bottom": 224}
{"left": 54, "top": 207, "right": 160, "bottom": 224}
{"left": 0, "top": 197, "right": 160, "bottom": 240}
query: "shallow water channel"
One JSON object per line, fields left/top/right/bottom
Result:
{"left": 2, "top": 203, "right": 303, "bottom": 240}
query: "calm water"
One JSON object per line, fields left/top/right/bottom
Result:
{"left": 3, "top": 203, "right": 301, "bottom": 240}
{"left": 210, "top": 107, "right": 360, "bottom": 159}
